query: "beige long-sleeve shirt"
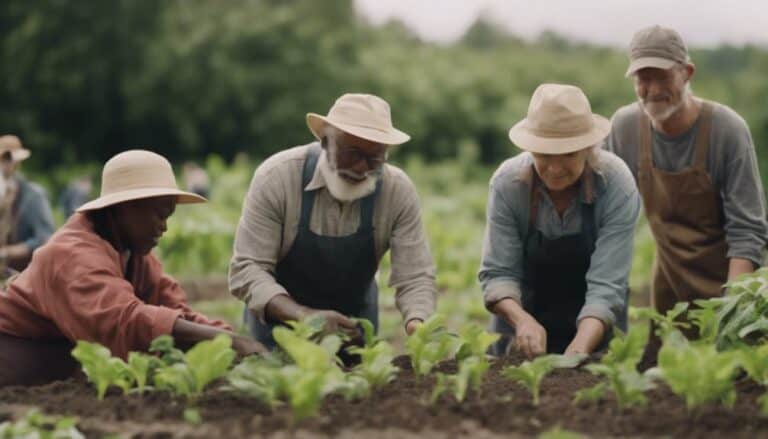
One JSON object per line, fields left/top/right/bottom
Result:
{"left": 229, "top": 143, "right": 436, "bottom": 327}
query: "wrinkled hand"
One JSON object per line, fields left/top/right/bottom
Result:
{"left": 405, "top": 319, "right": 423, "bottom": 335}
{"left": 231, "top": 335, "right": 268, "bottom": 358}
{"left": 306, "top": 309, "right": 359, "bottom": 336}
{"left": 515, "top": 316, "right": 547, "bottom": 359}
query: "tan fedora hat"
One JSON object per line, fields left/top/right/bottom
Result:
{"left": 306, "top": 93, "right": 410, "bottom": 145}
{"left": 77, "top": 149, "right": 206, "bottom": 212}
{"left": 508, "top": 83, "right": 610, "bottom": 155}
{"left": 0, "top": 135, "right": 31, "bottom": 162}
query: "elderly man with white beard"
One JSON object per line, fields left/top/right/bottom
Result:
{"left": 229, "top": 93, "right": 436, "bottom": 348}
{"left": 605, "top": 25, "right": 768, "bottom": 324}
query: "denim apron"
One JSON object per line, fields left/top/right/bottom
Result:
{"left": 246, "top": 145, "right": 381, "bottom": 348}
{"left": 491, "top": 168, "right": 614, "bottom": 355}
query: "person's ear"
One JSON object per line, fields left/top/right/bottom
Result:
{"left": 684, "top": 63, "right": 695, "bottom": 82}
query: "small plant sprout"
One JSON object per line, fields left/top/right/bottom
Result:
{"left": 154, "top": 334, "right": 236, "bottom": 400}
{"left": 651, "top": 330, "right": 740, "bottom": 409}
{"left": 71, "top": 341, "right": 133, "bottom": 399}
{"left": 631, "top": 302, "right": 690, "bottom": 338}
{"left": 0, "top": 409, "right": 84, "bottom": 439}
{"left": 502, "top": 354, "right": 583, "bottom": 406}
{"left": 406, "top": 314, "right": 461, "bottom": 378}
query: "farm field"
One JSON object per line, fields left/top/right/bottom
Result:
{"left": 2, "top": 352, "right": 767, "bottom": 438}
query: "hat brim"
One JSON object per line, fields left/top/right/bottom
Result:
{"left": 306, "top": 113, "right": 410, "bottom": 145}
{"left": 625, "top": 57, "right": 678, "bottom": 77}
{"left": 76, "top": 187, "right": 206, "bottom": 212}
{"left": 508, "top": 115, "right": 611, "bottom": 155}
{"left": 1, "top": 148, "right": 30, "bottom": 162}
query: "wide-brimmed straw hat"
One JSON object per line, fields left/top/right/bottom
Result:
{"left": 306, "top": 93, "right": 410, "bottom": 145}
{"left": 0, "top": 135, "right": 31, "bottom": 162}
{"left": 77, "top": 149, "right": 206, "bottom": 212}
{"left": 508, "top": 84, "right": 610, "bottom": 155}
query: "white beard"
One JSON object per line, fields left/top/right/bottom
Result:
{"left": 318, "top": 149, "right": 378, "bottom": 203}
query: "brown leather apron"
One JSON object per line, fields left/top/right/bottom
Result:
{"left": 638, "top": 101, "right": 729, "bottom": 314}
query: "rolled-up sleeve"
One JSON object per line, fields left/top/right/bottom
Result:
{"left": 479, "top": 182, "right": 525, "bottom": 310}
{"left": 388, "top": 175, "right": 436, "bottom": 325}
{"left": 721, "top": 126, "right": 768, "bottom": 267}
{"left": 228, "top": 167, "right": 290, "bottom": 323}
{"left": 46, "top": 259, "right": 182, "bottom": 359}
{"left": 578, "top": 168, "right": 641, "bottom": 327}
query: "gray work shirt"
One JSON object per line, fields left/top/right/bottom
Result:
{"left": 229, "top": 143, "right": 437, "bottom": 326}
{"left": 478, "top": 150, "right": 641, "bottom": 327}
{"left": 605, "top": 101, "right": 768, "bottom": 266}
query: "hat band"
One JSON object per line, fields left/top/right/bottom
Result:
{"left": 526, "top": 123, "right": 593, "bottom": 139}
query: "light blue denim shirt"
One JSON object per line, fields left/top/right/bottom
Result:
{"left": 478, "top": 149, "right": 641, "bottom": 328}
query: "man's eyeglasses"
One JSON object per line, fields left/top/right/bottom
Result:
{"left": 336, "top": 146, "right": 388, "bottom": 170}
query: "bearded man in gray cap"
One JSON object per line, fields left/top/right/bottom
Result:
{"left": 605, "top": 25, "right": 767, "bottom": 319}
{"left": 230, "top": 93, "right": 436, "bottom": 347}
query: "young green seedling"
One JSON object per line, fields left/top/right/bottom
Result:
{"left": 0, "top": 409, "right": 84, "bottom": 439}
{"left": 736, "top": 343, "right": 768, "bottom": 385}
{"left": 503, "top": 354, "right": 582, "bottom": 406}
{"left": 154, "top": 334, "right": 236, "bottom": 400}
{"left": 652, "top": 330, "right": 740, "bottom": 409}
{"left": 406, "top": 314, "right": 460, "bottom": 378}
{"left": 71, "top": 341, "right": 133, "bottom": 399}
{"left": 632, "top": 302, "right": 690, "bottom": 338}
{"left": 431, "top": 356, "right": 490, "bottom": 403}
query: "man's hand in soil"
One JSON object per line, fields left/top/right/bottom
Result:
{"left": 405, "top": 318, "right": 423, "bottom": 335}
{"left": 492, "top": 298, "right": 547, "bottom": 359}
{"left": 564, "top": 317, "right": 605, "bottom": 356}
{"left": 305, "top": 309, "right": 359, "bottom": 337}
{"left": 231, "top": 334, "right": 268, "bottom": 358}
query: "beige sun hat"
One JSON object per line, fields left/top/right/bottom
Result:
{"left": 508, "top": 84, "right": 610, "bottom": 155}
{"left": 77, "top": 149, "right": 206, "bottom": 212}
{"left": 0, "top": 135, "right": 31, "bottom": 162}
{"left": 306, "top": 93, "right": 410, "bottom": 145}
{"left": 625, "top": 25, "right": 689, "bottom": 77}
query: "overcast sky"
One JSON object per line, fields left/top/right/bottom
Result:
{"left": 354, "top": 0, "right": 768, "bottom": 48}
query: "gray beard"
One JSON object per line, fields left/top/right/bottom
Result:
{"left": 318, "top": 150, "right": 378, "bottom": 203}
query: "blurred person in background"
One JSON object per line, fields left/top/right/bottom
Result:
{"left": 182, "top": 161, "right": 210, "bottom": 199}
{"left": 0, "top": 150, "right": 265, "bottom": 386}
{"left": 59, "top": 175, "right": 93, "bottom": 219}
{"left": 481, "top": 84, "right": 640, "bottom": 358}
{"left": 0, "top": 135, "right": 55, "bottom": 277}
{"left": 230, "top": 93, "right": 437, "bottom": 348}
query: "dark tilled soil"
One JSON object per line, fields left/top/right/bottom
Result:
{"left": 1, "top": 352, "right": 767, "bottom": 438}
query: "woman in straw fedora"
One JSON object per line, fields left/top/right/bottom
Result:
{"left": 0, "top": 135, "right": 56, "bottom": 278}
{"left": 0, "top": 150, "right": 265, "bottom": 386}
{"left": 479, "top": 84, "right": 641, "bottom": 358}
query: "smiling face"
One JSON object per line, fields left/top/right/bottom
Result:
{"left": 531, "top": 149, "right": 589, "bottom": 192}
{"left": 634, "top": 64, "right": 693, "bottom": 123}
{"left": 111, "top": 195, "right": 177, "bottom": 255}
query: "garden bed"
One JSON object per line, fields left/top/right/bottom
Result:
{"left": 1, "top": 352, "right": 766, "bottom": 438}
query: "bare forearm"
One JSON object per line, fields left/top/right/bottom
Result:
{"left": 567, "top": 317, "right": 605, "bottom": 354}
{"left": 728, "top": 257, "right": 756, "bottom": 281}
{"left": 171, "top": 318, "right": 234, "bottom": 344}
{"left": 264, "top": 294, "right": 308, "bottom": 323}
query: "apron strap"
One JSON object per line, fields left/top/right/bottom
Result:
{"left": 358, "top": 178, "right": 382, "bottom": 233}
{"left": 299, "top": 145, "right": 322, "bottom": 231}
{"left": 692, "top": 101, "right": 714, "bottom": 170}
{"left": 528, "top": 164, "right": 541, "bottom": 230}
{"left": 638, "top": 104, "right": 653, "bottom": 193}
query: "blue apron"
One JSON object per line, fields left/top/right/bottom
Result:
{"left": 246, "top": 145, "right": 381, "bottom": 348}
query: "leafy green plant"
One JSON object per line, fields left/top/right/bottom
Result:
{"left": 405, "top": 314, "right": 460, "bottom": 378}
{"left": 347, "top": 340, "right": 399, "bottom": 397}
{"left": 689, "top": 299, "right": 721, "bottom": 343}
{"left": 650, "top": 330, "right": 740, "bottom": 409}
{"left": 455, "top": 324, "right": 500, "bottom": 361}
{"left": 0, "top": 409, "right": 84, "bottom": 439}
{"left": 126, "top": 351, "right": 161, "bottom": 394}
{"left": 431, "top": 356, "right": 490, "bottom": 403}
{"left": 537, "top": 426, "right": 587, "bottom": 439}
{"left": 574, "top": 326, "right": 654, "bottom": 409}
{"left": 631, "top": 302, "right": 691, "bottom": 338}
{"left": 272, "top": 326, "right": 346, "bottom": 421}
{"left": 736, "top": 343, "right": 768, "bottom": 385}
{"left": 154, "top": 334, "right": 236, "bottom": 400}
{"left": 149, "top": 335, "right": 185, "bottom": 365}
{"left": 502, "top": 354, "right": 583, "bottom": 406}
{"left": 226, "top": 355, "right": 285, "bottom": 409}
{"left": 708, "top": 269, "right": 768, "bottom": 349}
{"left": 581, "top": 363, "right": 655, "bottom": 409}
{"left": 71, "top": 341, "right": 133, "bottom": 399}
